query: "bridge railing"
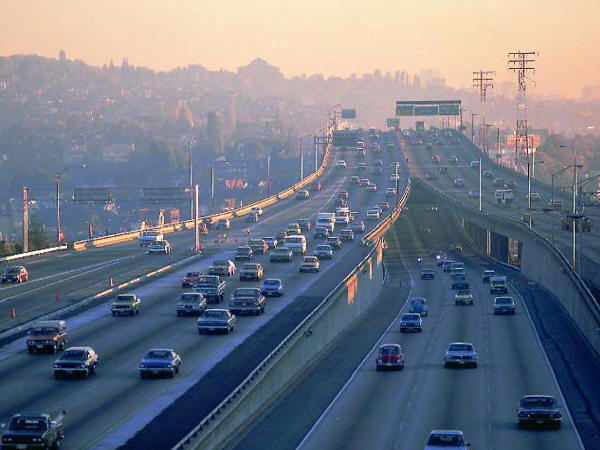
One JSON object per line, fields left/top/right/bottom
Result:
{"left": 72, "top": 130, "right": 334, "bottom": 251}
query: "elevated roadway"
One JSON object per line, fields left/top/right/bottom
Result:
{"left": 0, "top": 132, "right": 406, "bottom": 449}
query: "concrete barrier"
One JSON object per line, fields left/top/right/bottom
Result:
{"left": 173, "top": 240, "right": 385, "bottom": 450}
{"left": 415, "top": 177, "right": 600, "bottom": 357}
{"left": 0, "top": 245, "right": 68, "bottom": 262}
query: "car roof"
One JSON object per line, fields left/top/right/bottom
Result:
{"left": 429, "top": 429, "right": 464, "bottom": 435}
{"left": 448, "top": 342, "right": 473, "bottom": 346}
{"left": 147, "top": 348, "right": 174, "bottom": 353}
{"left": 65, "top": 346, "right": 93, "bottom": 351}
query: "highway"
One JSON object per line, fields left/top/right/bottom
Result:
{"left": 403, "top": 129, "right": 600, "bottom": 286}
{"left": 0, "top": 132, "right": 406, "bottom": 449}
{"left": 235, "top": 180, "right": 583, "bottom": 450}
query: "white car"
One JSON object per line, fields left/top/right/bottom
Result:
{"left": 425, "top": 430, "right": 470, "bottom": 449}
{"left": 527, "top": 192, "right": 541, "bottom": 202}
{"left": 454, "top": 179, "right": 464, "bottom": 187}
{"left": 470, "top": 160, "right": 479, "bottom": 168}
{"left": 148, "top": 240, "right": 171, "bottom": 254}
{"left": 444, "top": 342, "right": 478, "bottom": 368}
{"left": 468, "top": 190, "right": 479, "bottom": 198}
{"left": 335, "top": 215, "right": 350, "bottom": 225}
{"left": 366, "top": 209, "right": 380, "bottom": 220}
{"left": 250, "top": 207, "right": 264, "bottom": 216}
{"left": 366, "top": 184, "right": 377, "bottom": 192}
{"left": 385, "top": 187, "right": 396, "bottom": 197}
{"left": 336, "top": 160, "right": 347, "bottom": 168}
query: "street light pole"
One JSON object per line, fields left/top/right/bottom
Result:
{"left": 471, "top": 113, "right": 478, "bottom": 142}
{"left": 188, "top": 140, "right": 193, "bottom": 220}
{"left": 300, "top": 138, "right": 304, "bottom": 180}
{"left": 478, "top": 157, "right": 482, "bottom": 212}
{"left": 267, "top": 155, "right": 271, "bottom": 197}
{"left": 572, "top": 149, "right": 578, "bottom": 271}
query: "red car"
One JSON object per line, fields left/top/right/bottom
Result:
{"left": 376, "top": 343, "right": 405, "bottom": 371}
{"left": 1, "top": 266, "right": 29, "bottom": 284}
{"left": 432, "top": 154, "right": 441, "bottom": 163}
{"left": 182, "top": 271, "right": 202, "bottom": 288}
{"left": 310, "top": 182, "right": 322, "bottom": 191}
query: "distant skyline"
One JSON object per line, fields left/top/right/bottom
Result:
{"left": 1, "top": 0, "right": 598, "bottom": 99}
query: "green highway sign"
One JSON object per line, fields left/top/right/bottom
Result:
{"left": 396, "top": 100, "right": 461, "bottom": 116}
{"left": 341, "top": 109, "right": 356, "bottom": 119}
{"left": 332, "top": 130, "right": 359, "bottom": 147}
{"left": 386, "top": 118, "right": 400, "bottom": 128}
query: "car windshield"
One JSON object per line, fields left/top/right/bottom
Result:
{"left": 521, "top": 397, "right": 556, "bottom": 408}
{"left": 402, "top": 314, "right": 420, "bottom": 320}
{"left": 117, "top": 295, "right": 135, "bottom": 302}
{"left": 62, "top": 349, "right": 87, "bottom": 360}
{"left": 235, "top": 288, "right": 259, "bottom": 297}
{"left": 6, "top": 267, "right": 21, "bottom": 274}
{"left": 449, "top": 344, "right": 473, "bottom": 352}
{"left": 8, "top": 417, "right": 48, "bottom": 431}
{"left": 379, "top": 346, "right": 400, "bottom": 356}
{"left": 145, "top": 350, "right": 172, "bottom": 359}
{"left": 237, "top": 247, "right": 251, "bottom": 252}
{"left": 185, "top": 272, "right": 200, "bottom": 277}
{"left": 181, "top": 294, "right": 200, "bottom": 301}
{"left": 203, "top": 310, "right": 226, "bottom": 319}
{"left": 316, "top": 245, "right": 330, "bottom": 250}
{"left": 495, "top": 297, "right": 513, "bottom": 304}
{"left": 427, "top": 433, "right": 465, "bottom": 446}
{"left": 458, "top": 290, "right": 470, "bottom": 296}
{"left": 305, "top": 257, "right": 317, "bottom": 262}
{"left": 263, "top": 280, "right": 280, "bottom": 286}
{"left": 243, "top": 264, "right": 259, "bottom": 269}
{"left": 213, "top": 260, "right": 229, "bottom": 266}
{"left": 411, "top": 298, "right": 426, "bottom": 304}
{"left": 452, "top": 274, "right": 466, "bottom": 280}
{"left": 31, "top": 327, "right": 57, "bottom": 335}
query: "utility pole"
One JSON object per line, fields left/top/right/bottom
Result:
{"left": 267, "top": 155, "right": 271, "bottom": 196}
{"left": 188, "top": 141, "right": 193, "bottom": 220}
{"left": 23, "top": 186, "right": 29, "bottom": 253}
{"left": 478, "top": 157, "right": 482, "bottom": 212}
{"left": 56, "top": 173, "right": 61, "bottom": 243}
{"left": 194, "top": 184, "right": 200, "bottom": 252}
{"left": 299, "top": 137, "right": 304, "bottom": 180}
{"left": 471, "top": 113, "right": 478, "bottom": 142}
{"left": 508, "top": 51, "right": 537, "bottom": 172}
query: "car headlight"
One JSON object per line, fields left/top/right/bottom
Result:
{"left": 80, "top": 363, "right": 87, "bottom": 368}
{"left": 4, "top": 436, "right": 13, "bottom": 442}
{"left": 53, "top": 364, "right": 59, "bottom": 368}
{"left": 139, "top": 364, "right": 145, "bottom": 369}
{"left": 33, "top": 437, "right": 42, "bottom": 442}
{"left": 553, "top": 413, "right": 561, "bottom": 418}
{"left": 27, "top": 340, "right": 34, "bottom": 345}
{"left": 377, "top": 359, "right": 382, "bottom": 363}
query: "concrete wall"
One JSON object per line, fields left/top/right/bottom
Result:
{"left": 416, "top": 178, "right": 600, "bottom": 357}
{"left": 175, "top": 241, "right": 385, "bottom": 449}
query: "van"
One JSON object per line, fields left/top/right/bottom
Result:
{"left": 316, "top": 213, "right": 335, "bottom": 233}
{"left": 284, "top": 235, "right": 307, "bottom": 254}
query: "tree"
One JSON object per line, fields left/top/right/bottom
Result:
{"left": 28, "top": 214, "right": 50, "bottom": 250}
{"left": 206, "top": 111, "right": 225, "bottom": 155}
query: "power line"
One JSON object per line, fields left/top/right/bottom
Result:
{"left": 472, "top": 70, "right": 495, "bottom": 102}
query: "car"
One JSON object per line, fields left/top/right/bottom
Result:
{"left": 376, "top": 343, "right": 405, "bottom": 371}
{"left": 420, "top": 268, "right": 435, "bottom": 280}
{"left": 442, "top": 260, "right": 454, "bottom": 272}
{"left": 246, "top": 212, "right": 259, "bottom": 222}
{"left": 506, "top": 180, "right": 518, "bottom": 191}
{"left": 139, "top": 230, "right": 164, "bottom": 247}
{"left": 250, "top": 206, "right": 264, "bottom": 216}
{"left": 549, "top": 199, "right": 563, "bottom": 209}
{"left": 470, "top": 160, "right": 479, "bottom": 168}
{"left": 182, "top": 271, "right": 202, "bottom": 288}
{"left": 300, "top": 255, "right": 320, "bottom": 272}
{"left": 310, "top": 182, "right": 322, "bottom": 191}
{"left": 483, "top": 169, "right": 494, "bottom": 178}
{"left": 439, "top": 166, "right": 448, "bottom": 174}
{"left": 1, "top": 265, "right": 29, "bottom": 283}
{"left": 390, "top": 173, "right": 400, "bottom": 181}
{"left": 377, "top": 201, "right": 390, "bottom": 211}
{"left": 350, "top": 175, "right": 360, "bottom": 184}
{"left": 148, "top": 240, "right": 171, "bottom": 254}
{"left": 493, "top": 177, "right": 506, "bottom": 187}
{"left": 493, "top": 296, "right": 516, "bottom": 315}
{"left": 313, "top": 226, "right": 329, "bottom": 239}
{"left": 336, "top": 160, "right": 347, "bottom": 168}
{"left": 198, "top": 221, "right": 209, "bottom": 235}
{"left": 448, "top": 155, "right": 459, "bottom": 164}
{"left": 340, "top": 229, "right": 354, "bottom": 242}
{"left": 248, "top": 238, "right": 268, "bottom": 255}
{"left": 425, "top": 172, "right": 438, "bottom": 180}
{"left": 295, "top": 189, "right": 310, "bottom": 200}
{"left": 262, "top": 236, "right": 278, "bottom": 249}
{"left": 360, "top": 178, "right": 371, "bottom": 187}
{"left": 358, "top": 162, "right": 367, "bottom": 171}
{"left": 208, "top": 260, "right": 236, "bottom": 277}
{"left": 314, "top": 244, "right": 333, "bottom": 259}
{"left": 215, "top": 218, "right": 231, "bottom": 230}
{"left": 261, "top": 278, "right": 284, "bottom": 297}
{"left": 349, "top": 220, "right": 365, "bottom": 233}
{"left": 111, "top": 294, "right": 141, "bottom": 316}
{"left": 53, "top": 346, "right": 98, "bottom": 378}
{"left": 455, "top": 290, "right": 474, "bottom": 306}
{"left": 482, "top": 269, "right": 495, "bottom": 283}
{"left": 239, "top": 263, "right": 264, "bottom": 281}
{"left": 444, "top": 342, "right": 478, "bottom": 368}
{"left": 451, "top": 273, "right": 469, "bottom": 290}
{"left": 366, "top": 183, "right": 378, "bottom": 192}
{"left": 270, "top": 247, "right": 293, "bottom": 263}
{"left": 425, "top": 430, "right": 470, "bottom": 449}
{"left": 400, "top": 313, "right": 422, "bottom": 333}
{"left": 26, "top": 320, "right": 67, "bottom": 354}
{"left": 234, "top": 246, "right": 253, "bottom": 261}
{"left": 229, "top": 288, "right": 266, "bottom": 316}
{"left": 527, "top": 192, "right": 541, "bottom": 202}
{"left": 287, "top": 223, "right": 301, "bottom": 235}
{"left": 298, "top": 218, "right": 312, "bottom": 231}
{"left": 432, "top": 154, "right": 441, "bottom": 163}
{"left": 468, "top": 190, "right": 479, "bottom": 198}
{"left": 196, "top": 309, "right": 236, "bottom": 334}
{"left": 326, "top": 236, "right": 342, "bottom": 250}
{"left": 490, "top": 275, "right": 508, "bottom": 294}
{"left": 1, "top": 413, "right": 65, "bottom": 450}
{"left": 335, "top": 214, "right": 350, "bottom": 225}
{"left": 454, "top": 178, "right": 464, "bottom": 187}
{"left": 385, "top": 187, "right": 396, "bottom": 197}
{"left": 177, "top": 293, "right": 207, "bottom": 316}
{"left": 193, "top": 275, "right": 226, "bottom": 304}
{"left": 449, "top": 243, "right": 463, "bottom": 252}
{"left": 366, "top": 208, "right": 380, "bottom": 220}
{"left": 517, "top": 395, "right": 562, "bottom": 429}
{"left": 138, "top": 348, "right": 182, "bottom": 379}
{"left": 409, "top": 297, "right": 429, "bottom": 316}
{"left": 426, "top": 205, "right": 438, "bottom": 212}
{"left": 276, "top": 230, "right": 288, "bottom": 244}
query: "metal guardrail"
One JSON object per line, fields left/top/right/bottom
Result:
{"left": 415, "top": 177, "right": 600, "bottom": 322}
{"left": 0, "top": 245, "right": 68, "bottom": 262}
{"left": 72, "top": 130, "right": 334, "bottom": 251}
{"left": 172, "top": 238, "right": 381, "bottom": 449}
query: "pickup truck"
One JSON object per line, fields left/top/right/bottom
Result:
{"left": 139, "top": 230, "right": 163, "bottom": 247}
{"left": 26, "top": 320, "right": 67, "bottom": 354}
{"left": 193, "top": 275, "right": 226, "bottom": 303}
{"left": 1, "top": 413, "right": 64, "bottom": 449}
{"left": 490, "top": 276, "right": 508, "bottom": 294}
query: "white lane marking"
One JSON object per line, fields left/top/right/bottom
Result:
{"left": 511, "top": 283, "right": 585, "bottom": 450}
{"left": 0, "top": 256, "right": 135, "bottom": 304}
{"left": 297, "top": 255, "right": 413, "bottom": 449}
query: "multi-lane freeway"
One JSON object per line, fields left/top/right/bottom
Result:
{"left": 0, "top": 132, "right": 407, "bottom": 448}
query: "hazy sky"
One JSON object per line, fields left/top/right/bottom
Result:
{"left": 1, "top": 0, "right": 598, "bottom": 98}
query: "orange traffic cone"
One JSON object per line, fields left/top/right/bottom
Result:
{"left": 56, "top": 291, "right": 61, "bottom": 302}
{"left": 10, "top": 307, "right": 16, "bottom": 319}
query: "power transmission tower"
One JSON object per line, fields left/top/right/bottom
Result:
{"left": 508, "top": 51, "right": 537, "bottom": 171}
{"left": 472, "top": 70, "right": 495, "bottom": 102}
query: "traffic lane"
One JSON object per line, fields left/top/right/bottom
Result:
{"left": 0, "top": 168, "right": 388, "bottom": 448}
{"left": 299, "top": 223, "right": 579, "bottom": 450}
